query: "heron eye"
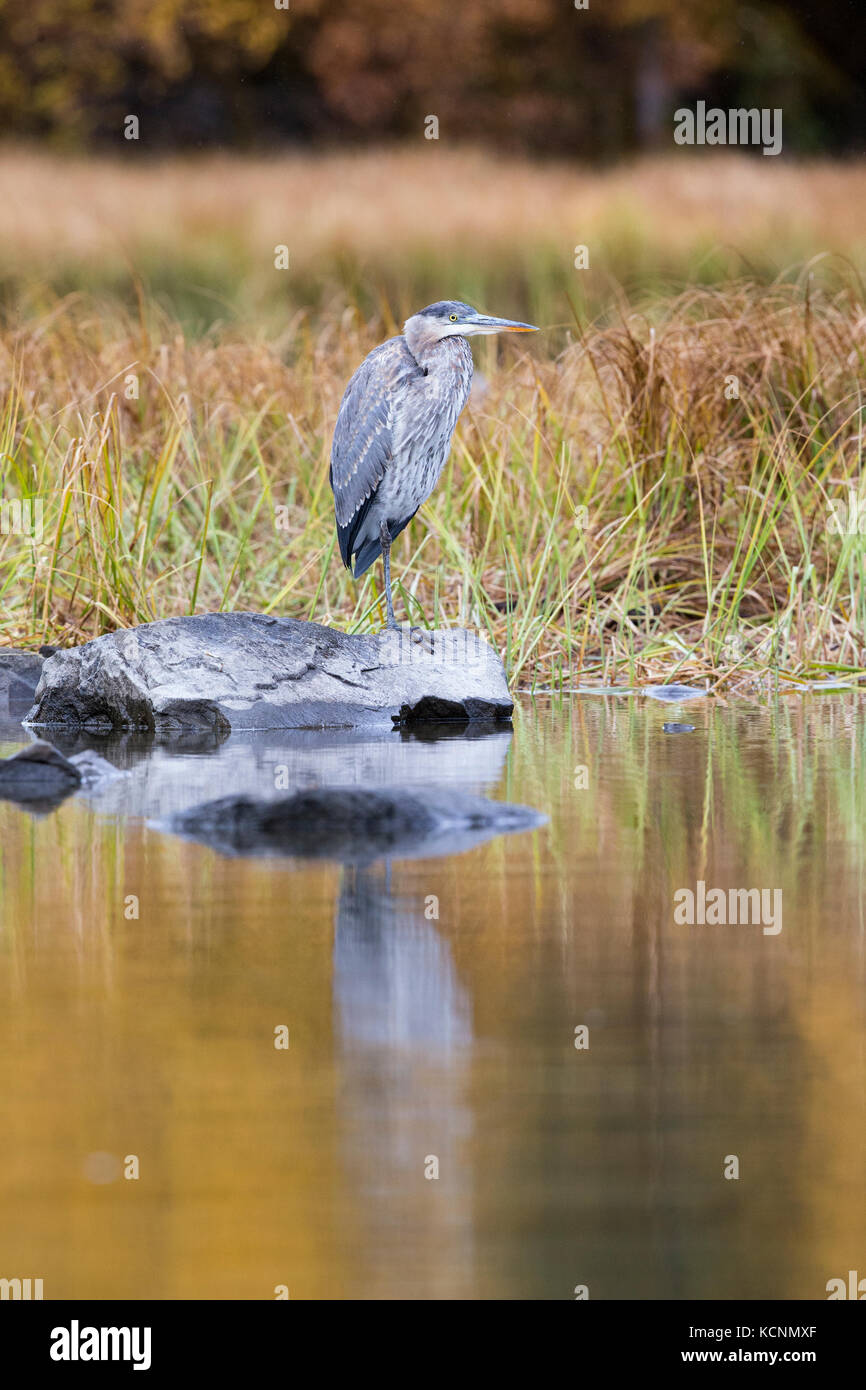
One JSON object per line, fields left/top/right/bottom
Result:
{"left": 449, "top": 313, "right": 458, "bottom": 322}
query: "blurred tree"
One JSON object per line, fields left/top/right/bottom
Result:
{"left": 0, "top": 0, "right": 859, "bottom": 154}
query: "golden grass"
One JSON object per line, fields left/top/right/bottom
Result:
{"left": 0, "top": 148, "right": 865, "bottom": 688}
{"left": 1, "top": 272, "right": 864, "bottom": 690}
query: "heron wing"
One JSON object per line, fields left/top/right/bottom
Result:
{"left": 329, "top": 337, "right": 422, "bottom": 568}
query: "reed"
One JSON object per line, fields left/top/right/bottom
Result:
{"left": 0, "top": 150, "right": 864, "bottom": 690}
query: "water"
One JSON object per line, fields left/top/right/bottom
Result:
{"left": 0, "top": 694, "right": 864, "bottom": 1300}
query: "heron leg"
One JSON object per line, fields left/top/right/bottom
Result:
{"left": 379, "top": 520, "right": 399, "bottom": 629}
{"left": 378, "top": 520, "right": 433, "bottom": 652}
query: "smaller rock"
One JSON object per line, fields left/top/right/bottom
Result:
{"left": 0, "top": 738, "right": 81, "bottom": 809}
{"left": 0, "top": 738, "right": 127, "bottom": 809}
{"left": 663, "top": 722, "right": 696, "bottom": 733}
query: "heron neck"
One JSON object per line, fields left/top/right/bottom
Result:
{"left": 403, "top": 318, "right": 463, "bottom": 368}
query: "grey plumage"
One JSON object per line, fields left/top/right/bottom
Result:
{"left": 329, "top": 299, "right": 538, "bottom": 626}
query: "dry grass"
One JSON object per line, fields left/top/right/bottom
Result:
{"left": 1, "top": 276, "right": 865, "bottom": 690}
{"left": 0, "top": 148, "right": 865, "bottom": 689}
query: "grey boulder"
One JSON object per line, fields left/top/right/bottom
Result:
{"left": 26, "top": 612, "right": 513, "bottom": 733}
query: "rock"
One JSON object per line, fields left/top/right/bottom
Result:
{"left": 0, "top": 738, "right": 82, "bottom": 809}
{"left": 0, "top": 649, "right": 45, "bottom": 714}
{"left": 0, "top": 738, "right": 128, "bottom": 810}
{"left": 163, "top": 785, "right": 545, "bottom": 863}
{"left": 25, "top": 613, "right": 513, "bottom": 733}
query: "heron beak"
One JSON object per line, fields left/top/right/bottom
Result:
{"left": 464, "top": 314, "right": 539, "bottom": 336}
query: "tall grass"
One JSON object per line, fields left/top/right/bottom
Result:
{"left": 0, "top": 148, "right": 864, "bottom": 688}
{"left": 1, "top": 269, "right": 864, "bottom": 689}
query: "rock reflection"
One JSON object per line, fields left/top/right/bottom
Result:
{"left": 162, "top": 786, "right": 545, "bottom": 864}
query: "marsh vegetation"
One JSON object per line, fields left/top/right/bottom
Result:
{"left": 0, "top": 148, "right": 864, "bottom": 690}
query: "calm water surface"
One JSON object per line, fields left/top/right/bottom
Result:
{"left": 0, "top": 694, "right": 864, "bottom": 1299}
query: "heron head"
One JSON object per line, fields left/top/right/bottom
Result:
{"left": 404, "top": 300, "right": 538, "bottom": 354}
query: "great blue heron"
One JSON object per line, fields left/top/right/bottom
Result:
{"left": 329, "top": 300, "right": 538, "bottom": 632}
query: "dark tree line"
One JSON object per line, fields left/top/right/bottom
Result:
{"left": 0, "top": 0, "right": 862, "bottom": 155}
